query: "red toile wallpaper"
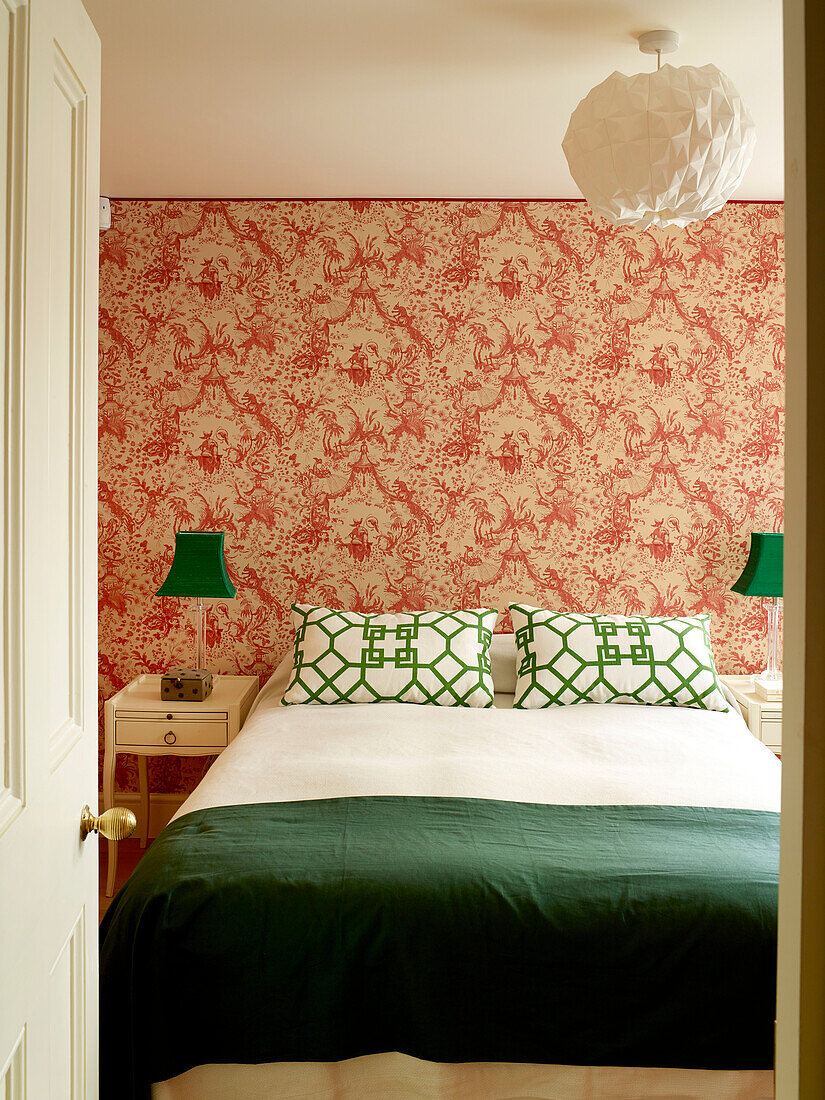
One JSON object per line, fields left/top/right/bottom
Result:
{"left": 99, "top": 199, "right": 784, "bottom": 795}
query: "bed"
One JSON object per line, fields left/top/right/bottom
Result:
{"left": 100, "top": 637, "right": 780, "bottom": 1100}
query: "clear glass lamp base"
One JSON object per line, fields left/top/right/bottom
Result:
{"left": 752, "top": 597, "right": 783, "bottom": 699}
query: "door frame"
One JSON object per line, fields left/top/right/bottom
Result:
{"left": 776, "top": 0, "right": 825, "bottom": 1095}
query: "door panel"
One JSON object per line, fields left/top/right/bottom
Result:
{"left": 0, "top": 0, "right": 28, "bottom": 841}
{"left": 0, "top": 1029, "right": 26, "bottom": 1098}
{"left": 0, "top": 0, "right": 100, "bottom": 1096}
{"left": 48, "top": 910, "right": 86, "bottom": 1099}
{"left": 47, "top": 41, "right": 87, "bottom": 772}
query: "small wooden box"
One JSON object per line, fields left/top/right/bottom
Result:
{"left": 161, "top": 668, "right": 213, "bottom": 701}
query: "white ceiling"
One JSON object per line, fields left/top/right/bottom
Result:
{"left": 83, "top": 0, "right": 784, "bottom": 200}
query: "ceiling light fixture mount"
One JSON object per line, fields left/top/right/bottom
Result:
{"left": 562, "top": 28, "right": 756, "bottom": 229}
{"left": 637, "top": 29, "right": 679, "bottom": 68}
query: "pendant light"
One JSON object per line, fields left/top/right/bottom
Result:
{"left": 562, "top": 30, "right": 756, "bottom": 228}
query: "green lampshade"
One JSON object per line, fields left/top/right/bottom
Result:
{"left": 731, "top": 532, "right": 783, "bottom": 598}
{"left": 156, "top": 531, "right": 237, "bottom": 598}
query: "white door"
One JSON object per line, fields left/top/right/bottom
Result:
{"left": 0, "top": 0, "right": 101, "bottom": 1096}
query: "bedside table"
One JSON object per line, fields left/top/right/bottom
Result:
{"left": 721, "top": 676, "right": 782, "bottom": 755}
{"left": 103, "top": 674, "right": 258, "bottom": 896}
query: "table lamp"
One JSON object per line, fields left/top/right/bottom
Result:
{"left": 731, "top": 531, "right": 783, "bottom": 700}
{"left": 156, "top": 530, "right": 236, "bottom": 699}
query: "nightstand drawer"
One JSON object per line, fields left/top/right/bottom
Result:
{"left": 117, "top": 708, "right": 227, "bottom": 722}
{"left": 760, "top": 719, "right": 782, "bottom": 749}
{"left": 115, "top": 719, "right": 229, "bottom": 748}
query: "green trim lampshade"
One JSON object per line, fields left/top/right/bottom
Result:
{"left": 731, "top": 532, "right": 783, "bottom": 598}
{"left": 156, "top": 531, "right": 237, "bottom": 598}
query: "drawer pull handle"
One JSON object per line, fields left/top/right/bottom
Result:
{"left": 166, "top": 713, "right": 173, "bottom": 720}
{"left": 164, "top": 730, "right": 177, "bottom": 745}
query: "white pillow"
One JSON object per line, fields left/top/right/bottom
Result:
{"left": 510, "top": 605, "right": 728, "bottom": 712}
{"left": 283, "top": 605, "right": 498, "bottom": 707}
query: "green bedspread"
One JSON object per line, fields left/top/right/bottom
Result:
{"left": 99, "top": 797, "right": 779, "bottom": 1099}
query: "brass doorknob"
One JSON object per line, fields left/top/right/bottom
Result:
{"left": 80, "top": 804, "right": 137, "bottom": 841}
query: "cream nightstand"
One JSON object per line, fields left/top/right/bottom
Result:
{"left": 721, "top": 676, "right": 782, "bottom": 755}
{"left": 103, "top": 674, "right": 258, "bottom": 896}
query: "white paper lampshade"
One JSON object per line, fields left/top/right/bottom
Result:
{"left": 562, "top": 63, "right": 756, "bottom": 229}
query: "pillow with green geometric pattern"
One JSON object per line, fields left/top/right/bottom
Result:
{"left": 282, "top": 604, "right": 498, "bottom": 707}
{"left": 509, "top": 605, "right": 728, "bottom": 711}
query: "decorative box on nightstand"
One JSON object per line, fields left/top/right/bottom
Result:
{"left": 721, "top": 676, "right": 782, "bottom": 755}
{"left": 102, "top": 674, "right": 258, "bottom": 896}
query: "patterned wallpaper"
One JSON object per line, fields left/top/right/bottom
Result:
{"left": 99, "top": 199, "right": 784, "bottom": 795}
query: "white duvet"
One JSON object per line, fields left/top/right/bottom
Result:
{"left": 175, "top": 654, "right": 781, "bottom": 821}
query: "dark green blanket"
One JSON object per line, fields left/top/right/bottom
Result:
{"left": 99, "top": 797, "right": 779, "bottom": 1099}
